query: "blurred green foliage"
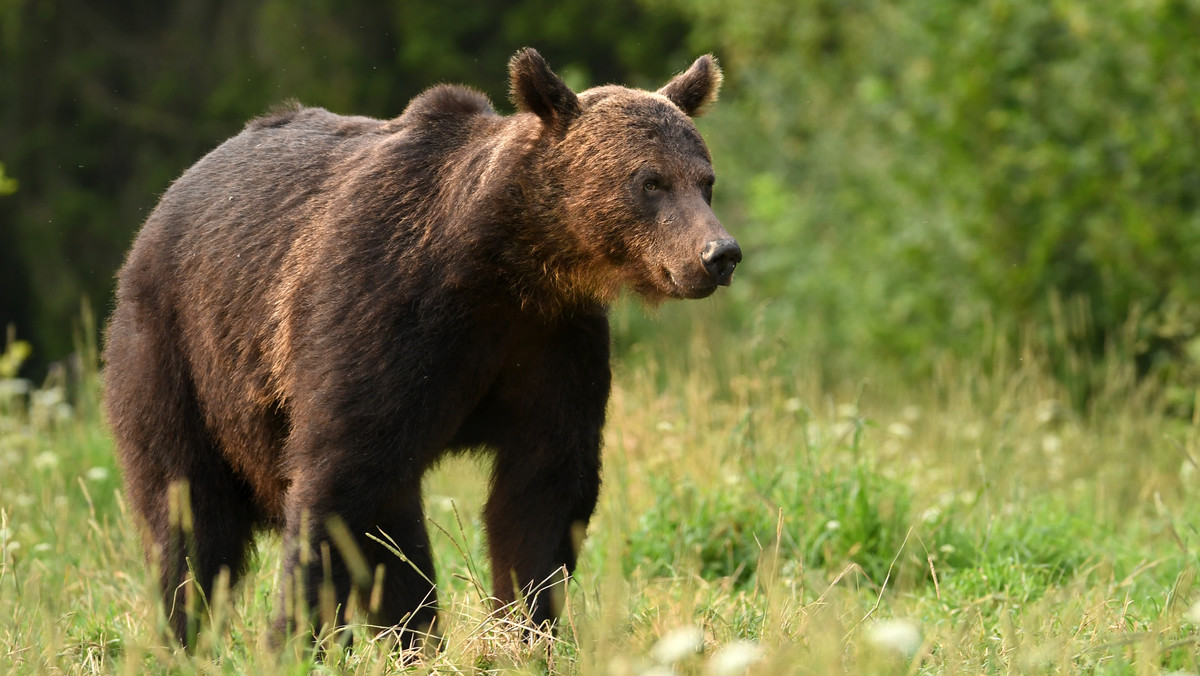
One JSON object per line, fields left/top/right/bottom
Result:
{"left": 671, "top": 0, "right": 1200, "bottom": 404}
{"left": 3, "top": 0, "right": 1200, "bottom": 401}
{"left": 0, "top": 162, "right": 16, "bottom": 196}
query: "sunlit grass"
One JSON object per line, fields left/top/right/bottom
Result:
{"left": 1, "top": 305, "right": 1198, "bottom": 674}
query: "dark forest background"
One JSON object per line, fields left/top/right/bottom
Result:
{"left": 2, "top": 0, "right": 1199, "bottom": 406}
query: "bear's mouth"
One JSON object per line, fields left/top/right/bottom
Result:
{"left": 663, "top": 266, "right": 719, "bottom": 300}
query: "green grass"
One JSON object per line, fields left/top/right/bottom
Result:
{"left": 2, "top": 304, "right": 1199, "bottom": 674}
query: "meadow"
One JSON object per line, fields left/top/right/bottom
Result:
{"left": 1, "top": 301, "right": 1197, "bottom": 675}
{"left": 4, "top": 2, "right": 1199, "bottom": 673}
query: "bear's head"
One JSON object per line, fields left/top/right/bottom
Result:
{"left": 510, "top": 48, "right": 741, "bottom": 304}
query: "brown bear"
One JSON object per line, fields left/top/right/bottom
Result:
{"left": 103, "top": 48, "right": 739, "bottom": 648}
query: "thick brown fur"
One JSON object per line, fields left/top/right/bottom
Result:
{"left": 103, "top": 48, "right": 737, "bottom": 649}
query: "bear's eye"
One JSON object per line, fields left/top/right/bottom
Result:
{"left": 643, "top": 179, "right": 662, "bottom": 193}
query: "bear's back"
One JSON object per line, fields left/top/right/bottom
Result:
{"left": 149, "top": 105, "right": 377, "bottom": 235}
{"left": 156, "top": 88, "right": 497, "bottom": 234}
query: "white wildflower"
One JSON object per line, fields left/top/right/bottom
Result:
{"left": 1035, "top": 399, "right": 1062, "bottom": 425}
{"left": 53, "top": 402, "right": 73, "bottom": 422}
{"left": 85, "top": 466, "right": 109, "bottom": 482}
{"left": 652, "top": 626, "right": 705, "bottom": 665}
{"left": 0, "top": 378, "right": 32, "bottom": 398}
{"left": 867, "top": 619, "right": 922, "bottom": 657}
{"left": 831, "top": 421, "right": 855, "bottom": 439}
{"left": 706, "top": 641, "right": 762, "bottom": 676}
{"left": 1181, "top": 460, "right": 1196, "bottom": 484}
{"left": 805, "top": 422, "right": 823, "bottom": 444}
{"left": 31, "top": 386, "right": 64, "bottom": 410}
{"left": 1185, "top": 599, "right": 1200, "bottom": 624}
{"left": 33, "top": 451, "right": 60, "bottom": 470}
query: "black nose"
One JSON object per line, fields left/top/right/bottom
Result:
{"left": 700, "top": 238, "right": 742, "bottom": 286}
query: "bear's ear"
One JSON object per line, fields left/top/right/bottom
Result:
{"left": 657, "top": 54, "right": 723, "bottom": 117}
{"left": 509, "top": 47, "right": 581, "bottom": 133}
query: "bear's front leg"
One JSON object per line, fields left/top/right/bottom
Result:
{"left": 481, "top": 315, "right": 610, "bottom": 628}
{"left": 484, "top": 443, "right": 602, "bottom": 626}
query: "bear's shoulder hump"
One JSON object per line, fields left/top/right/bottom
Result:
{"left": 244, "top": 100, "right": 309, "bottom": 131}
{"left": 399, "top": 84, "right": 495, "bottom": 123}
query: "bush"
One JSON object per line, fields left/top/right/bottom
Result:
{"left": 663, "top": 0, "right": 1200, "bottom": 401}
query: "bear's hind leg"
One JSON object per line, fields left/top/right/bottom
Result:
{"left": 165, "top": 456, "right": 260, "bottom": 644}
{"left": 105, "top": 321, "right": 257, "bottom": 646}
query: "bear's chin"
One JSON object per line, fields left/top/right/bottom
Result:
{"left": 660, "top": 267, "right": 722, "bottom": 300}
{"left": 638, "top": 275, "right": 720, "bottom": 301}
{"left": 675, "top": 283, "right": 720, "bottom": 300}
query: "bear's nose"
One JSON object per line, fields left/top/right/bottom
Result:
{"left": 700, "top": 238, "right": 742, "bottom": 286}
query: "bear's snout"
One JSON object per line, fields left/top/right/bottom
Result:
{"left": 700, "top": 237, "right": 742, "bottom": 287}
